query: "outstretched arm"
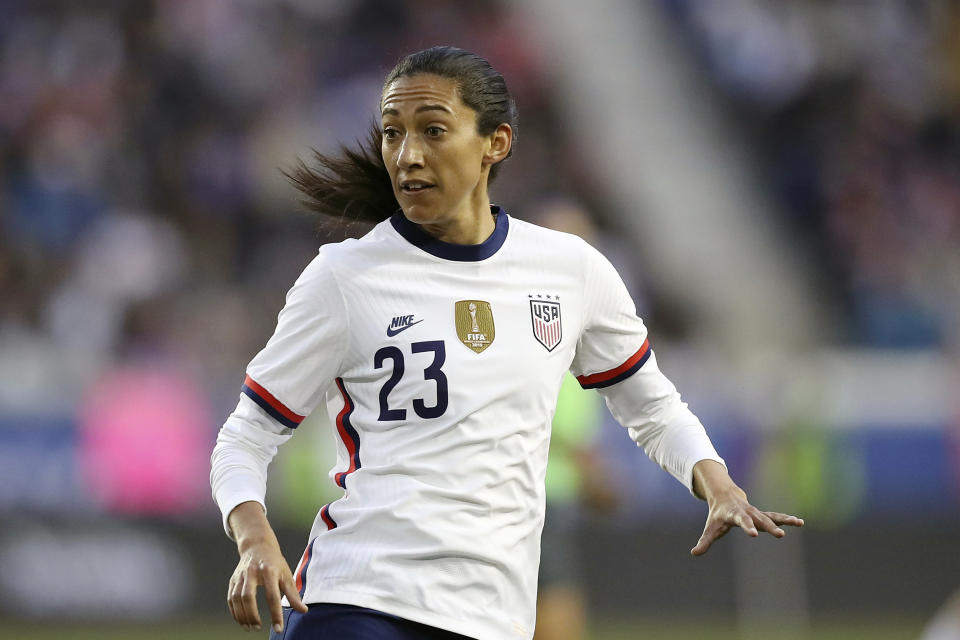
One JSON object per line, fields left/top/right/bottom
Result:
{"left": 689, "top": 459, "right": 804, "bottom": 556}
{"left": 227, "top": 501, "right": 309, "bottom": 633}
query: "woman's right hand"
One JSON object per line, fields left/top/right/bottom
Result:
{"left": 227, "top": 501, "right": 309, "bottom": 633}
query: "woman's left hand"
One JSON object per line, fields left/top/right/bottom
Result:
{"left": 689, "top": 460, "right": 804, "bottom": 556}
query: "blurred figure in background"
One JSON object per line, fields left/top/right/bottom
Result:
{"left": 535, "top": 373, "right": 616, "bottom": 640}
{"left": 530, "top": 197, "right": 625, "bottom": 640}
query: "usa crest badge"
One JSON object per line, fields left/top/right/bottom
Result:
{"left": 530, "top": 299, "right": 562, "bottom": 351}
{"left": 455, "top": 300, "right": 495, "bottom": 353}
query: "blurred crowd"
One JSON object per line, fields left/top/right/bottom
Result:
{"left": 0, "top": 0, "right": 596, "bottom": 518}
{"left": 1, "top": 0, "right": 957, "bottom": 525}
{"left": 664, "top": 0, "right": 960, "bottom": 349}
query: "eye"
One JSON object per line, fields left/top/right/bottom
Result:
{"left": 425, "top": 126, "right": 445, "bottom": 138}
{"left": 383, "top": 127, "right": 401, "bottom": 141}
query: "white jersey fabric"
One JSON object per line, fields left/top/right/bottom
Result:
{"left": 211, "top": 207, "right": 724, "bottom": 639}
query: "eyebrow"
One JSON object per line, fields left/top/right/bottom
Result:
{"left": 381, "top": 104, "right": 453, "bottom": 117}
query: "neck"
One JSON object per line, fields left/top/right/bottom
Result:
{"left": 420, "top": 185, "right": 494, "bottom": 245}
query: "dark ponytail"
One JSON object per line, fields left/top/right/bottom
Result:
{"left": 285, "top": 126, "right": 396, "bottom": 225}
{"left": 287, "top": 46, "right": 518, "bottom": 224}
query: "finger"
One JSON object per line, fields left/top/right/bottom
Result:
{"left": 691, "top": 532, "right": 713, "bottom": 556}
{"left": 282, "top": 571, "right": 309, "bottom": 614}
{"left": 691, "top": 521, "right": 729, "bottom": 556}
{"left": 691, "top": 519, "right": 715, "bottom": 556}
{"left": 750, "top": 509, "right": 785, "bottom": 537}
{"left": 227, "top": 579, "right": 240, "bottom": 626}
{"left": 262, "top": 567, "right": 285, "bottom": 633}
{"left": 230, "top": 575, "right": 252, "bottom": 630}
{"left": 733, "top": 512, "right": 758, "bottom": 536}
{"left": 766, "top": 512, "right": 805, "bottom": 527}
{"left": 241, "top": 570, "right": 263, "bottom": 630}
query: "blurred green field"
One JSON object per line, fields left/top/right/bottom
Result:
{"left": 4, "top": 616, "right": 925, "bottom": 640}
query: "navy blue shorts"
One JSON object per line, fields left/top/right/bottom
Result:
{"left": 268, "top": 603, "right": 475, "bottom": 640}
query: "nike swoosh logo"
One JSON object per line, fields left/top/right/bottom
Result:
{"left": 386, "top": 319, "right": 424, "bottom": 337}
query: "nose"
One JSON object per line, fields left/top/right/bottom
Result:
{"left": 397, "top": 134, "right": 424, "bottom": 169}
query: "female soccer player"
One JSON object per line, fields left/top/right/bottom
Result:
{"left": 210, "top": 46, "right": 803, "bottom": 640}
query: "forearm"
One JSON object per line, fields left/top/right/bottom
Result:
{"left": 691, "top": 459, "right": 743, "bottom": 503}
{"left": 211, "top": 396, "right": 292, "bottom": 538}
{"left": 228, "top": 500, "right": 280, "bottom": 554}
{"left": 594, "top": 352, "right": 724, "bottom": 492}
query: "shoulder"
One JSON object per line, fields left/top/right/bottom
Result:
{"left": 313, "top": 217, "right": 403, "bottom": 267}
{"left": 507, "top": 216, "right": 593, "bottom": 256}
{"left": 289, "top": 229, "right": 376, "bottom": 299}
{"left": 506, "top": 215, "right": 609, "bottom": 273}
{"left": 292, "top": 220, "right": 391, "bottom": 286}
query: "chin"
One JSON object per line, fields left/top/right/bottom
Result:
{"left": 399, "top": 204, "right": 441, "bottom": 225}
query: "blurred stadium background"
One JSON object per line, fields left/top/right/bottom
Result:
{"left": 1, "top": 0, "right": 958, "bottom": 638}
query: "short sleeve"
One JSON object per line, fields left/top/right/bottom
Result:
{"left": 569, "top": 243, "right": 650, "bottom": 388}
{"left": 243, "top": 249, "right": 349, "bottom": 427}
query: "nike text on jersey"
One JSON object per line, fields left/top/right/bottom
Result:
{"left": 387, "top": 315, "right": 424, "bottom": 337}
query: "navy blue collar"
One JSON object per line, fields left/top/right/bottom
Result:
{"left": 389, "top": 206, "right": 509, "bottom": 262}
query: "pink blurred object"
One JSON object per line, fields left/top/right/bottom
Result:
{"left": 79, "top": 365, "right": 212, "bottom": 514}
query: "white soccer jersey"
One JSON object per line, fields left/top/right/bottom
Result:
{"left": 211, "top": 207, "right": 724, "bottom": 639}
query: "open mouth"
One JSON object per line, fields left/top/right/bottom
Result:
{"left": 400, "top": 180, "right": 435, "bottom": 194}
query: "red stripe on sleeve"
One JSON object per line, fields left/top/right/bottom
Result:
{"left": 243, "top": 375, "right": 305, "bottom": 424}
{"left": 576, "top": 338, "right": 651, "bottom": 387}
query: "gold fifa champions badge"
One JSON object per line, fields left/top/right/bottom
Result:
{"left": 455, "top": 300, "right": 495, "bottom": 353}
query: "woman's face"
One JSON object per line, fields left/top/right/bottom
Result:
{"left": 381, "top": 74, "right": 502, "bottom": 228}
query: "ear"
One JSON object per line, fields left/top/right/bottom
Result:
{"left": 482, "top": 123, "right": 513, "bottom": 167}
